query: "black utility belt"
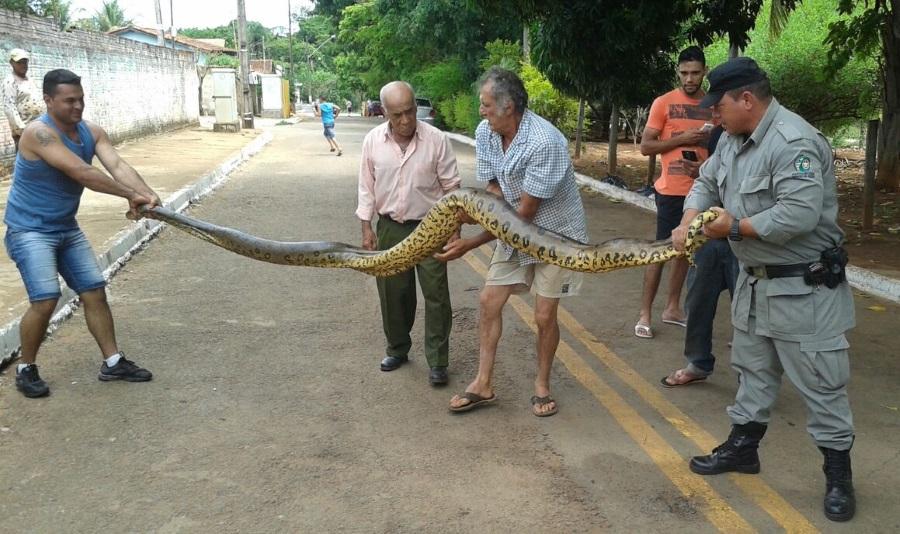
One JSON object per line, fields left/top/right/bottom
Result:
{"left": 745, "top": 264, "right": 807, "bottom": 279}
{"left": 746, "top": 247, "right": 848, "bottom": 288}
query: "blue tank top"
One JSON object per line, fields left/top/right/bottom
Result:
{"left": 4, "top": 115, "right": 96, "bottom": 232}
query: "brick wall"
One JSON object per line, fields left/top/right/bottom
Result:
{"left": 0, "top": 8, "right": 200, "bottom": 175}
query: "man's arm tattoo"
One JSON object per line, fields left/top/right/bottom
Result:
{"left": 35, "top": 128, "right": 56, "bottom": 147}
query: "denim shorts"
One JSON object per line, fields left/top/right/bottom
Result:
{"left": 323, "top": 122, "right": 336, "bottom": 139}
{"left": 4, "top": 228, "right": 106, "bottom": 302}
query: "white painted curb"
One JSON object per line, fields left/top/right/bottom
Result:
{"left": 0, "top": 130, "right": 274, "bottom": 367}
{"left": 445, "top": 130, "right": 900, "bottom": 304}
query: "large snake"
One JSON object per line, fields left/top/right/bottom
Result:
{"left": 144, "top": 187, "right": 716, "bottom": 277}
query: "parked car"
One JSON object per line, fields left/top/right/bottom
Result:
{"left": 416, "top": 97, "right": 436, "bottom": 124}
{"left": 367, "top": 99, "right": 384, "bottom": 117}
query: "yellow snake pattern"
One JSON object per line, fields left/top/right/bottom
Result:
{"left": 146, "top": 187, "right": 717, "bottom": 277}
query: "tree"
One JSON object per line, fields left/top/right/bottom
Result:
{"left": 337, "top": 0, "right": 519, "bottom": 97}
{"left": 703, "top": 0, "right": 880, "bottom": 131}
{"left": 93, "top": 0, "right": 131, "bottom": 31}
{"left": 517, "top": 1, "right": 694, "bottom": 172}
{"left": 691, "top": 0, "right": 801, "bottom": 57}
{"left": 0, "top": 0, "right": 35, "bottom": 13}
{"left": 39, "top": 0, "right": 71, "bottom": 30}
{"left": 826, "top": 0, "right": 900, "bottom": 190}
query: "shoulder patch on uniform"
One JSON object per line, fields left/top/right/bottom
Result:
{"left": 774, "top": 121, "right": 803, "bottom": 143}
{"left": 793, "top": 155, "right": 812, "bottom": 172}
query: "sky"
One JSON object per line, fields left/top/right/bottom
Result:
{"left": 67, "top": 0, "right": 316, "bottom": 31}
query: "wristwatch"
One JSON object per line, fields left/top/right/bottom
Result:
{"left": 728, "top": 218, "right": 743, "bottom": 241}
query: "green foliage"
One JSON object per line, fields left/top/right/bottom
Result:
{"left": 208, "top": 54, "right": 239, "bottom": 68}
{"left": 411, "top": 58, "right": 468, "bottom": 102}
{"left": 479, "top": 39, "right": 522, "bottom": 73}
{"left": 180, "top": 25, "right": 237, "bottom": 49}
{"left": 529, "top": 1, "right": 694, "bottom": 106}
{"left": 0, "top": 0, "right": 33, "bottom": 12}
{"left": 824, "top": 0, "right": 888, "bottom": 73}
{"left": 704, "top": 0, "right": 881, "bottom": 132}
{"left": 444, "top": 91, "right": 480, "bottom": 134}
{"left": 93, "top": 0, "right": 130, "bottom": 31}
{"left": 1, "top": 0, "right": 73, "bottom": 29}
{"left": 336, "top": 0, "right": 519, "bottom": 97}
{"left": 519, "top": 64, "right": 586, "bottom": 138}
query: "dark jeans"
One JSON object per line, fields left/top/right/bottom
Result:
{"left": 683, "top": 239, "right": 739, "bottom": 375}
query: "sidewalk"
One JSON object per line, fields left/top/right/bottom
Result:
{"left": 0, "top": 120, "right": 274, "bottom": 363}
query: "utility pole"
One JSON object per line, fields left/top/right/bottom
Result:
{"left": 237, "top": 0, "right": 254, "bottom": 128}
{"left": 288, "top": 0, "right": 294, "bottom": 87}
{"left": 153, "top": 0, "right": 165, "bottom": 46}
{"left": 169, "top": 0, "right": 175, "bottom": 49}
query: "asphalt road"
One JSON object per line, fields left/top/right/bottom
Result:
{"left": 0, "top": 117, "right": 897, "bottom": 533}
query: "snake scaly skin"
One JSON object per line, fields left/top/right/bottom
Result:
{"left": 145, "top": 187, "right": 716, "bottom": 277}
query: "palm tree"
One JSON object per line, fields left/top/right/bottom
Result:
{"left": 93, "top": 0, "right": 131, "bottom": 31}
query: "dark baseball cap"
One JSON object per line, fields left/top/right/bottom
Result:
{"left": 699, "top": 57, "right": 768, "bottom": 108}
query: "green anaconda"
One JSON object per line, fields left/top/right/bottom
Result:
{"left": 144, "top": 187, "right": 717, "bottom": 277}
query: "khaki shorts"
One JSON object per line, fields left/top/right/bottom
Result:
{"left": 486, "top": 246, "right": 582, "bottom": 298}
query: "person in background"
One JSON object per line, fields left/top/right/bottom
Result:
{"left": 3, "top": 48, "right": 45, "bottom": 151}
{"left": 634, "top": 46, "right": 712, "bottom": 339}
{"left": 314, "top": 95, "right": 342, "bottom": 156}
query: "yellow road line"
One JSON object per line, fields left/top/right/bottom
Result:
{"left": 463, "top": 253, "right": 755, "bottom": 533}
{"left": 469, "top": 245, "right": 818, "bottom": 533}
{"left": 556, "top": 306, "right": 818, "bottom": 533}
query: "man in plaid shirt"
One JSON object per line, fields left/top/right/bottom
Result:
{"left": 437, "top": 67, "right": 588, "bottom": 417}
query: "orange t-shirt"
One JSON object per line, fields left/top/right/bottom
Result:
{"left": 646, "top": 89, "right": 714, "bottom": 196}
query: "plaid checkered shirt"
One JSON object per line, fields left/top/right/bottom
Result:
{"left": 475, "top": 110, "right": 589, "bottom": 265}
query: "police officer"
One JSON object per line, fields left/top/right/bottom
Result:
{"left": 671, "top": 57, "right": 856, "bottom": 522}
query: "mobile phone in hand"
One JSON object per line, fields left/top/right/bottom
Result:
{"left": 701, "top": 123, "right": 714, "bottom": 132}
{"left": 682, "top": 150, "right": 699, "bottom": 162}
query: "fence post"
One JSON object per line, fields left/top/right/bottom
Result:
{"left": 862, "top": 119, "right": 880, "bottom": 231}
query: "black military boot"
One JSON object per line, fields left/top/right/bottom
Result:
{"left": 689, "top": 422, "right": 767, "bottom": 475}
{"left": 820, "top": 447, "right": 855, "bottom": 522}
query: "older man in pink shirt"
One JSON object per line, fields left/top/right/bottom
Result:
{"left": 357, "top": 81, "right": 461, "bottom": 385}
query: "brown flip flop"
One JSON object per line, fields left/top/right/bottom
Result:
{"left": 449, "top": 391, "right": 497, "bottom": 413}
{"left": 531, "top": 395, "right": 558, "bottom": 417}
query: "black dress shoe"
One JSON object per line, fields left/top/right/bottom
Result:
{"left": 380, "top": 355, "right": 408, "bottom": 372}
{"left": 429, "top": 366, "right": 448, "bottom": 386}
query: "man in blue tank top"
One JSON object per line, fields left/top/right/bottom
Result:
{"left": 4, "top": 69, "right": 161, "bottom": 398}
{"left": 314, "top": 95, "right": 343, "bottom": 156}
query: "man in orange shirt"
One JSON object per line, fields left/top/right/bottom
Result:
{"left": 635, "top": 46, "right": 712, "bottom": 339}
{"left": 357, "top": 81, "right": 461, "bottom": 385}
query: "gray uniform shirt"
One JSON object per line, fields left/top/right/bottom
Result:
{"left": 685, "top": 99, "right": 855, "bottom": 343}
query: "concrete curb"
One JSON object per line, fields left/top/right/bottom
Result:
{"left": 445, "top": 130, "right": 900, "bottom": 304}
{"left": 0, "top": 130, "right": 274, "bottom": 368}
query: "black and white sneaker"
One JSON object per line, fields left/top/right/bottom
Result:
{"left": 98, "top": 354, "right": 153, "bottom": 382}
{"left": 16, "top": 364, "right": 50, "bottom": 398}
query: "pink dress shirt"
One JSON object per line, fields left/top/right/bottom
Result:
{"left": 356, "top": 121, "right": 461, "bottom": 223}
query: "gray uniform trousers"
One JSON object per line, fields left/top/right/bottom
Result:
{"left": 728, "top": 290, "right": 854, "bottom": 451}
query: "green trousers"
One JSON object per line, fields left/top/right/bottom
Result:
{"left": 376, "top": 217, "right": 452, "bottom": 367}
